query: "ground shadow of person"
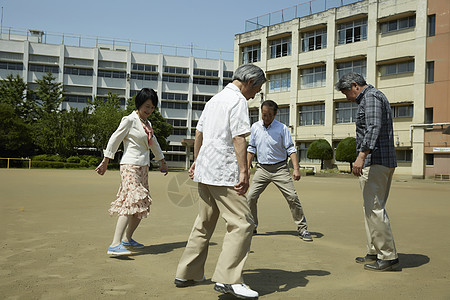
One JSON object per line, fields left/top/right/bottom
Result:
{"left": 396, "top": 253, "right": 430, "bottom": 270}
{"left": 259, "top": 230, "right": 324, "bottom": 239}
{"left": 217, "top": 268, "right": 330, "bottom": 298}
{"left": 131, "top": 241, "right": 217, "bottom": 256}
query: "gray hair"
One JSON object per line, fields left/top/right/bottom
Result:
{"left": 335, "top": 72, "right": 367, "bottom": 91}
{"left": 232, "top": 64, "right": 267, "bottom": 87}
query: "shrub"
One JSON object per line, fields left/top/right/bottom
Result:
{"left": 335, "top": 137, "right": 357, "bottom": 170}
{"left": 307, "top": 139, "right": 333, "bottom": 170}
{"left": 88, "top": 156, "right": 102, "bottom": 167}
{"left": 67, "top": 156, "right": 81, "bottom": 163}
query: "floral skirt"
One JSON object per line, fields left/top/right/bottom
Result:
{"left": 108, "top": 164, "right": 152, "bottom": 219}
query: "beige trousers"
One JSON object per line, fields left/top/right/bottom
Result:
{"left": 359, "top": 164, "right": 398, "bottom": 260}
{"left": 247, "top": 162, "right": 308, "bottom": 233}
{"left": 175, "top": 183, "right": 255, "bottom": 284}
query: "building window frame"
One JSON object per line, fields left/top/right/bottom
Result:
{"left": 269, "top": 37, "right": 292, "bottom": 59}
{"left": 336, "top": 60, "right": 367, "bottom": 80}
{"left": 269, "top": 72, "right": 291, "bottom": 93}
{"left": 299, "top": 103, "right": 325, "bottom": 126}
{"left": 337, "top": 19, "right": 368, "bottom": 45}
{"left": 427, "top": 14, "right": 436, "bottom": 37}
{"left": 380, "top": 16, "right": 416, "bottom": 34}
{"left": 300, "top": 65, "right": 326, "bottom": 89}
{"left": 241, "top": 44, "right": 261, "bottom": 64}
{"left": 426, "top": 61, "right": 435, "bottom": 83}
{"left": 249, "top": 109, "right": 259, "bottom": 125}
{"left": 396, "top": 149, "right": 412, "bottom": 162}
{"left": 335, "top": 102, "right": 358, "bottom": 124}
{"left": 379, "top": 61, "right": 415, "bottom": 76}
{"left": 275, "top": 107, "right": 290, "bottom": 126}
{"left": 301, "top": 29, "right": 327, "bottom": 52}
{"left": 392, "top": 104, "right": 413, "bottom": 118}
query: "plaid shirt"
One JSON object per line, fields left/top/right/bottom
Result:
{"left": 355, "top": 85, "right": 397, "bottom": 168}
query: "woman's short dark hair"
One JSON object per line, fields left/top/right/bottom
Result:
{"left": 135, "top": 88, "right": 158, "bottom": 109}
{"left": 261, "top": 100, "right": 278, "bottom": 114}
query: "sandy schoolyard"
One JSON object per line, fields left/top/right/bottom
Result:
{"left": 0, "top": 169, "right": 449, "bottom": 299}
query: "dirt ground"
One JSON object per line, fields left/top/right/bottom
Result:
{"left": 1, "top": 168, "right": 449, "bottom": 300}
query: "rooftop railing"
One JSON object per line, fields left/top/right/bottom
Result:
{"left": 0, "top": 27, "right": 234, "bottom": 61}
{"left": 244, "top": 0, "right": 363, "bottom": 32}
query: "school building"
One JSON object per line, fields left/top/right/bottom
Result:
{"left": 234, "top": 0, "right": 450, "bottom": 179}
{"left": 0, "top": 28, "right": 233, "bottom": 169}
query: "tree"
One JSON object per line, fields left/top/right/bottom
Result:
{"left": 307, "top": 139, "right": 333, "bottom": 170}
{"left": 88, "top": 92, "right": 125, "bottom": 153}
{"left": 57, "top": 107, "right": 92, "bottom": 157}
{"left": 30, "top": 72, "right": 65, "bottom": 154}
{"left": 125, "top": 97, "right": 172, "bottom": 150}
{"left": 0, "top": 103, "right": 33, "bottom": 157}
{"left": 0, "top": 74, "right": 36, "bottom": 123}
{"left": 335, "top": 137, "right": 357, "bottom": 170}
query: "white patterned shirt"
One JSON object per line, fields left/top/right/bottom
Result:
{"left": 194, "top": 83, "right": 251, "bottom": 186}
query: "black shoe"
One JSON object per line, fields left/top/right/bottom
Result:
{"left": 355, "top": 254, "right": 377, "bottom": 264}
{"left": 364, "top": 258, "right": 399, "bottom": 271}
{"left": 174, "top": 276, "right": 205, "bottom": 287}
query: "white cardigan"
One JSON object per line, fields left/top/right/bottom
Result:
{"left": 103, "top": 111, "right": 164, "bottom": 166}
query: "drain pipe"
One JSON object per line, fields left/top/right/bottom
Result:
{"left": 409, "top": 123, "right": 450, "bottom": 143}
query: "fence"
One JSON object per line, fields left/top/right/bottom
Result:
{"left": 245, "top": 0, "right": 363, "bottom": 32}
{"left": 0, "top": 158, "right": 31, "bottom": 169}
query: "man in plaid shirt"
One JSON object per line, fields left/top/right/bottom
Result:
{"left": 335, "top": 72, "right": 399, "bottom": 272}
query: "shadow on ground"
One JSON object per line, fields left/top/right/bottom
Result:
{"left": 257, "top": 230, "right": 324, "bottom": 239}
{"left": 397, "top": 253, "right": 430, "bottom": 270}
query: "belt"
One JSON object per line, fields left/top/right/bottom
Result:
{"left": 259, "top": 159, "right": 287, "bottom": 166}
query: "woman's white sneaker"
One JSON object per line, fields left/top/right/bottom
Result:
{"left": 214, "top": 282, "right": 258, "bottom": 299}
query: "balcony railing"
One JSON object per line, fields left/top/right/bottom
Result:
{"left": 0, "top": 27, "right": 233, "bottom": 61}
{"left": 244, "top": 0, "right": 363, "bottom": 32}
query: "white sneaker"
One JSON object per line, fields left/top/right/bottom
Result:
{"left": 214, "top": 282, "right": 259, "bottom": 299}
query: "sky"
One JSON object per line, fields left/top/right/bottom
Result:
{"left": 0, "top": 0, "right": 305, "bottom": 54}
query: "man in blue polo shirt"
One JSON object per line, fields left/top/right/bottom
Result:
{"left": 247, "top": 100, "right": 312, "bottom": 241}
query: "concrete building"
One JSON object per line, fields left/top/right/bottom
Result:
{"left": 235, "top": 0, "right": 450, "bottom": 179}
{"left": 0, "top": 28, "right": 233, "bottom": 169}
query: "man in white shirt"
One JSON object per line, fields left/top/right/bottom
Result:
{"left": 174, "top": 64, "right": 266, "bottom": 299}
{"left": 247, "top": 100, "right": 312, "bottom": 242}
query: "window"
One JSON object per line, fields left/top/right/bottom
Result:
{"left": 426, "top": 61, "right": 435, "bottom": 83}
{"left": 380, "top": 16, "right": 416, "bottom": 33}
{"left": 65, "top": 58, "right": 93, "bottom": 67}
{"left": 425, "top": 154, "right": 434, "bottom": 166}
{"left": 132, "top": 64, "right": 157, "bottom": 72}
{"left": 0, "top": 62, "right": 23, "bottom": 70}
{"left": 163, "top": 66, "right": 188, "bottom": 74}
{"left": 172, "top": 128, "right": 188, "bottom": 136}
{"left": 270, "top": 37, "right": 291, "bottom": 58}
{"left": 223, "top": 79, "right": 232, "bottom": 86}
{"left": 379, "top": 61, "right": 414, "bottom": 76}
{"left": 98, "top": 70, "right": 126, "bottom": 78}
{"left": 336, "top": 102, "right": 358, "bottom": 123}
{"left": 337, "top": 19, "right": 367, "bottom": 44}
{"left": 64, "top": 95, "right": 91, "bottom": 103}
{"left": 29, "top": 64, "right": 59, "bottom": 73}
{"left": 193, "top": 95, "right": 212, "bottom": 102}
{"left": 161, "top": 101, "right": 188, "bottom": 109}
{"left": 298, "top": 142, "right": 321, "bottom": 163}
{"left": 223, "top": 71, "right": 233, "bottom": 78}
{"left": 131, "top": 73, "right": 157, "bottom": 81}
{"left": 98, "top": 61, "right": 126, "bottom": 70}
{"left": 167, "top": 119, "right": 187, "bottom": 127}
{"left": 425, "top": 108, "right": 433, "bottom": 125}
{"left": 275, "top": 107, "right": 289, "bottom": 126}
{"left": 427, "top": 15, "right": 436, "bottom": 37}
{"left": 300, "top": 66, "right": 326, "bottom": 89}
{"left": 249, "top": 109, "right": 259, "bottom": 125}
{"left": 29, "top": 54, "right": 58, "bottom": 64}
{"left": 396, "top": 149, "right": 412, "bottom": 162}
{"left": 192, "top": 103, "right": 206, "bottom": 111}
{"left": 193, "top": 77, "right": 218, "bottom": 86}
{"left": 161, "top": 92, "right": 188, "bottom": 101}
{"left": 241, "top": 44, "right": 261, "bottom": 64}
{"left": 167, "top": 145, "right": 186, "bottom": 152}
{"left": 299, "top": 104, "right": 325, "bottom": 126}
{"left": 165, "top": 154, "right": 186, "bottom": 161}
{"left": 336, "top": 60, "right": 366, "bottom": 80}
{"left": 193, "top": 69, "right": 218, "bottom": 77}
{"left": 162, "top": 75, "right": 189, "bottom": 83}
{"left": 269, "top": 72, "right": 291, "bottom": 93}
{"left": 301, "top": 29, "right": 327, "bottom": 52}
{"left": 392, "top": 105, "right": 413, "bottom": 118}
{"left": 191, "top": 120, "right": 198, "bottom": 128}
{"left": 64, "top": 67, "right": 93, "bottom": 76}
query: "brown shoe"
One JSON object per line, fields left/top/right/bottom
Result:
{"left": 355, "top": 254, "right": 377, "bottom": 264}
